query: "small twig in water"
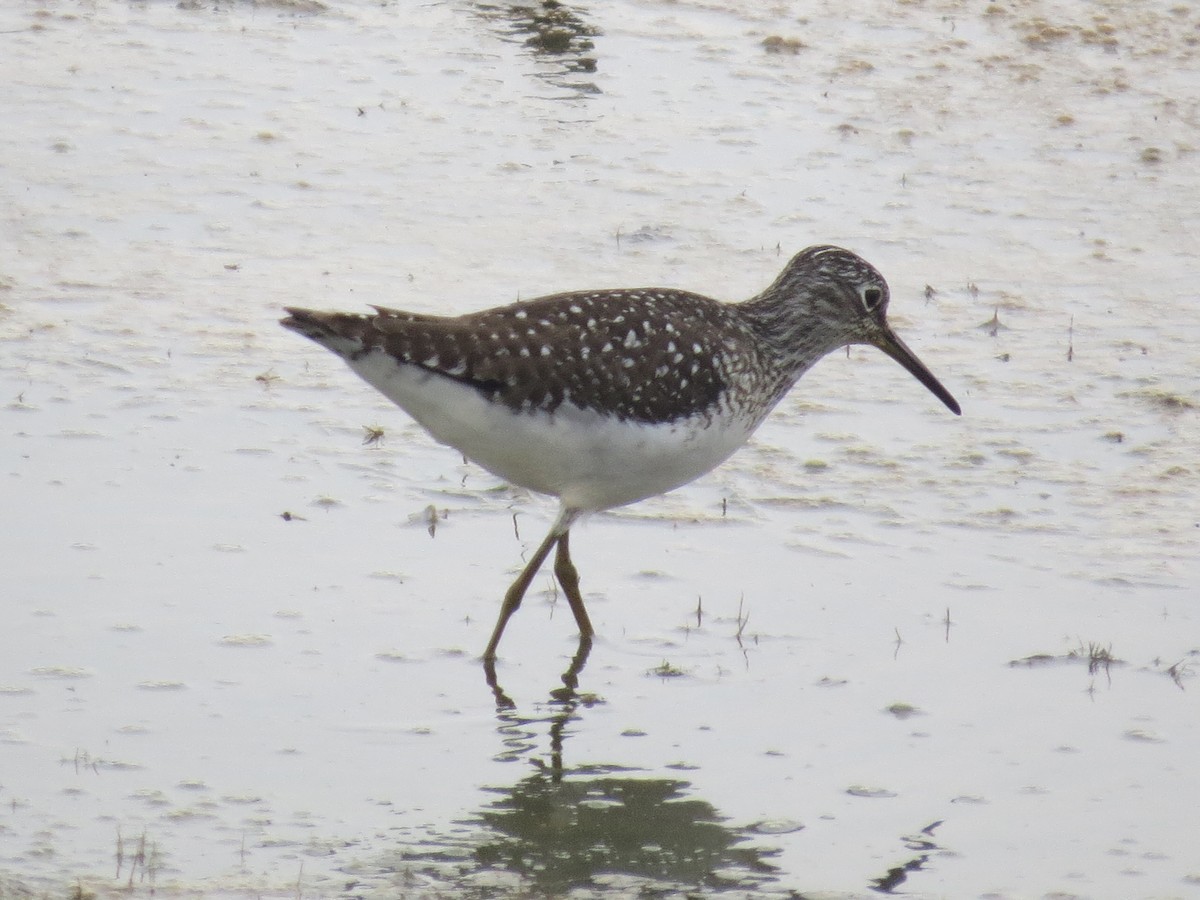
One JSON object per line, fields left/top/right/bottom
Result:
{"left": 735, "top": 595, "right": 749, "bottom": 646}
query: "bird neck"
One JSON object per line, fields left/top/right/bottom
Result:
{"left": 738, "top": 287, "right": 849, "bottom": 380}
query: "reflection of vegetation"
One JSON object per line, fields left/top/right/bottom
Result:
{"left": 871, "top": 820, "right": 942, "bottom": 894}
{"left": 473, "top": 768, "right": 780, "bottom": 893}
{"left": 472, "top": 1, "right": 602, "bottom": 95}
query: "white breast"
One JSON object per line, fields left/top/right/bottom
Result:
{"left": 348, "top": 348, "right": 758, "bottom": 512}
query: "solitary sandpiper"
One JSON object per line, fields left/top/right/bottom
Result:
{"left": 281, "top": 245, "right": 960, "bottom": 661}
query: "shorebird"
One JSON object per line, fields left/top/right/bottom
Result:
{"left": 281, "top": 245, "right": 959, "bottom": 661}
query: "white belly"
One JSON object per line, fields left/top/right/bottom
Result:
{"left": 348, "top": 349, "right": 758, "bottom": 512}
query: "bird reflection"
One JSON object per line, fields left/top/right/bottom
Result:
{"left": 359, "top": 660, "right": 946, "bottom": 896}
{"left": 475, "top": 648, "right": 782, "bottom": 893}
{"left": 473, "top": 769, "right": 780, "bottom": 893}
{"left": 484, "top": 633, "right": 591, "bottom": 711}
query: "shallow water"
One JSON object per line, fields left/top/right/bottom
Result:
{"left": 2, "top": 1, "right": 1198, "bottom": 897}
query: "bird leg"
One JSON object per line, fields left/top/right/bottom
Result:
{"left": 483, "top": 527, "right": 559, "bottom": 661}
{"left": 553, "top": 531, "right": 593, "bottom": 641}
{"left": 483, "top": 508, "right": 581, "bottom": 662}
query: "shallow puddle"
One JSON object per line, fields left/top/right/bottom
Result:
{"left": 2, "top": 1, "right": 1198, "bottom": 897}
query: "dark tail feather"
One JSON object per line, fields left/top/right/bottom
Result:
{"left": 280, "top": 307, "right": 378, "bottom": 357}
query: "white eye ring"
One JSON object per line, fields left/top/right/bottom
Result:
{"left": 862, "top": 286, "right": 884, "bottom": 311}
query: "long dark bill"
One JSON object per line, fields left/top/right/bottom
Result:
{"left": 873, "top": 327, "right": 961, "bottom": 415}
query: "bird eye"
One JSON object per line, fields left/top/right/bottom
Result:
{"left": 862, "top": 287, "right": 883, "bottom": 311}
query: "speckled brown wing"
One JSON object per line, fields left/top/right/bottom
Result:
{"left": 361, "top": 288, "right": 773, "bottom": 424}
